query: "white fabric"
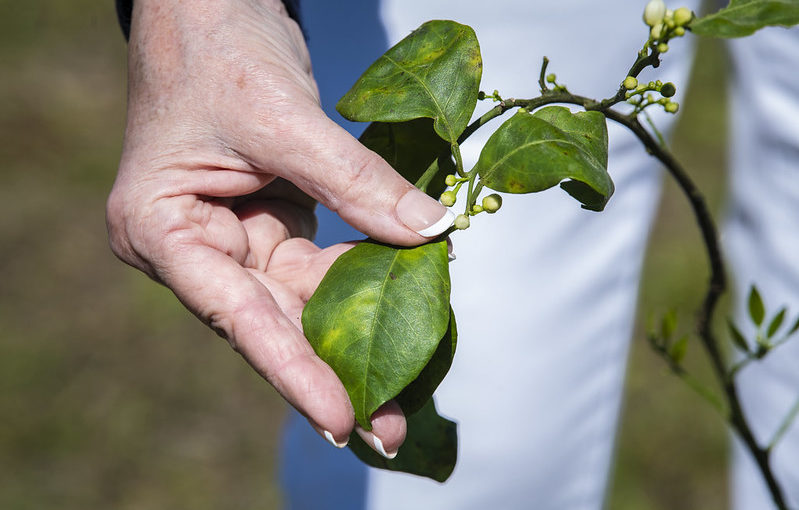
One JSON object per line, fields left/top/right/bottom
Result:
{"left": 282, "top": 2, "right": 799, "bottom": 509}
{"left": 726, "top": 26, "right": 799, "bottom": 510}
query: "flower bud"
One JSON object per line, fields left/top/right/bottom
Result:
{"left": 660, "top": 82, "right": 676, "bottom": 97}
{"left": 454, "top": 214, "right": 470, "bottom": 230}
{"left": 650, "top": 23, "right": 665, "bottom": 40}
{"left": 657, "top": 42, "right": 669, "bottom": 53}
{"left": 546, "top": 73, "right": 557, "bottom": 84}
{"left": 664, "top": 10, "right": 675, "bottom": 28}
{"left": 440, "top": 190, "right": 457, "bottom": 207}
{"left": 643, "top": 0, "right": 667, "bottom": 27}
{"left": 623, "top": 76, "right": 639, "bottom": 90}
{"left": 674, "top": 26, "right": 686, "bottom": 36}
{"left": 665, "top": 102, "right": 680, "bottom": 113}
{"left": 482, "top": 194, "right": 503, "bottom": 213}
{"left": 444, "top": 174, "right": 457, "bottom": 187}
{"left": 673, "top": 7, "right": 694, "bottom": 26}
{"left": 471, "top": 205, "right": 484, "bottom": 214}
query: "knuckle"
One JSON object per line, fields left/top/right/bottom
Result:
{"left": 332, "top": 150, "right": 387, "bottom": 210}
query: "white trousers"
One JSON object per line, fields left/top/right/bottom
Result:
{"left": 282, "top": 2, "right": 799, "bottom": 508}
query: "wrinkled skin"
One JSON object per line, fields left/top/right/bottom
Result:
{"left": 106, "top": 0, "right": 449, "bottom": 456}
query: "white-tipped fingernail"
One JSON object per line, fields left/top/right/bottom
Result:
{"left": 397, "top": 189, "right": 455, "bottom": 237}
{"left": 324, "top": 430, "right": 348, "bottom": 449}
{"left": 415, "top": 209, "right": 455, "bottom": 237}
{"left": 373, "top": 435, "right": 397, "bottom": 459}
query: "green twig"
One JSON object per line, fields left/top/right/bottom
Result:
{"left": 769, "top": 396, "right": 799, "bottom": 452}
{"left": 642, "top": 110, "right": 667, "bottom": 147}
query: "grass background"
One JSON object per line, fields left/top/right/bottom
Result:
{"left": 0, "top": 1, "right": 734, "bottom": 508}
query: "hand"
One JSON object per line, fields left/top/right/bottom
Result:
{"left": 106, "top": 0, "right": 453, "bottom": 457}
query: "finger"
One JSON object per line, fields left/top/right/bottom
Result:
{"left": 235, "top": 199, "right": 317, "bottom": 270}
{"left": 246, "top": 110, "right": 454, "bottom": 246}
{"left": 158, "top": 242, "right": 355, "bottom": 445}
{"left": 355, "top": 400, "right": 407, "bottom": 459}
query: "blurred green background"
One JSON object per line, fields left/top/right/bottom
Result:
{"left": 0, "top": 1, "right": 732, "bottom": 508}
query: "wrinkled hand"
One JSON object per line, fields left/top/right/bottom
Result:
{"left": 106, "top": 0, "right": 452, "bottom": 457}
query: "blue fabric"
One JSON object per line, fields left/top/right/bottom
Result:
{"left": 300, "top": 0, "right": 389, "bottom": 249}
{"left": 279, "top": 2, "right": 389, "bottom": 509}
{"left": 280, "top": 411, "right": 369, "bottom": 510}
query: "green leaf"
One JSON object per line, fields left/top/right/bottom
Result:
{"left": 728, "top": 318, "right": 751, "bottom": 353}
{"left": 748, "top": 285, "right": 766, "bottom": 326}
{"left": 302, "top": 240, "right": 451, "bottom": 429}
{"left": 669, "top": 335, "right": 689, "bottom": 364}
{"left": 767, "top": 307, "right": 787, "bottom": 338}
{"left": 395, "top": 309, "right": 457, "bottom": 416}
{"left": 661, "top": 309, "right": 678, "bottom": 341}
{"left": 337, "top": 20, "right": 482, "bottom": 143}
{"left": 474, "top": 107, "right": 613, "bottom": 211}
{"left": 788, "top": 314, "right": 799, "bottom": 336}
{"left": 359, "top": 118, "right": 454, "bottom": 196}
{"left": 348, "top": 398, "right": 457, "bottom": 482}
{"left": 691, "top": 0, "right": 799, "bottom": 38}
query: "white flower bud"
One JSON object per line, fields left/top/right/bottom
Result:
{"left": 650, "top": 23, "right": 665, "bottom": 40}
{"left": 643, "top": 0, "right": 667, "bottom": 27}
{"left": 454, "top": 214, "right": 470, "bottom": 230}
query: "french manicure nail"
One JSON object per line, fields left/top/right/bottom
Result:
{"left": 372, "top": 435, "right": 397, "bottom": 460}
{"left": 324, "top": 430, "right": 348, "bottom": 449}
{"left": 397, "top": 189, "right": 455, "bottom": 237}
{"left": 447, "top": 237, "right": 456, "bottom": 261}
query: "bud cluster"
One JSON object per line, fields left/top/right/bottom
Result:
{"left": 643, "top": 0, "right": 694, "bottom": 55}
{"left": 625, "top": 78, "right": 680, "bottom": 114}
{"left": 478, "top": 89, "right": 503, "bottom": 102}
{"left": 439, "top": 173, "right": 503, "bottom": 230}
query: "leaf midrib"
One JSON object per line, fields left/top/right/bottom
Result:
{"left": 482, "top": 136, "right": 601, "bottom": 184}
{"left": 359, "top": 248, "right": 403, "bottom": 421}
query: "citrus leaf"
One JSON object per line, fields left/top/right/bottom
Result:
{"left": 669, "top": 335, "right": 689, "bottom": 364}
{"left": 302, "top": 240, "right": 451, "bottom": 429}
{"left": 395, "top": 308, "right": 457, "bottom": 416}
{"left": 748, "top": 285, "right": 766, "bottom": 326}
{"left": 348, "top": 397, "right": 457, "bottom": 482}
{"left": 337, "top": 20, "right": 482, "bottom": 143}
{"left": 661, "top": 309, "right": 678, "bottom": 341}
{"left": 474, "top": 107, "right": 613, "bottom": 211}
{"left": 767, "top": 307, "right": 787, "bottom": 338}
{"left": 359, "top": 118, "right": 454, "bottom": 196}
{"left": 788, "top": 314, "right": 799, "bottom": 336}
{"left": 691, "top": 0, "right": 799, "bottom": 38}
{"left": 728, "top": 319, "right": 751, "bottom": 353}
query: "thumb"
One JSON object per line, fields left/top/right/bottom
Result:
{"left": 252, "top": 110, "right": 455, "bottom": 246}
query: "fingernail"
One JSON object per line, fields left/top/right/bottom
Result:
{"left": 446, "top": 237, "right": 456, "bottom": 261}
{"left": 372, "top": 435, "right": 397, "bottom": 459}
{"left": 324, "top": 430, "right": 348, "bottom": 449}
{"left": 397, "top": 189, "right": 455, "bottom": 237}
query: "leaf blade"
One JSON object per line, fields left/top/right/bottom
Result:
{"left": 748, "top": 285, "right": 766, "bottom": 327}
{"left": 728, "top": 318, "right": 751, "bottom": 353}
{"left": 359, "top": 119, "right": 454, "bottom": 196}
{"left": 395, "top": 309, "right": 457, "bottom": 416}
{"left": 337, "top": 20, "right": 482, "bottom": 143}
{"left": 767, "top": 307, "right": 787, "bottom": 338}
{"left": 302, "top": 240, "right": 451, "bottom": 429}
{"left": 348, "top": 398, "right": 458, "bottom": 482}
{"left": 474, "top": 107, "right": 613, "bottom": 211}
{"left": 691, "top": 0, "right": 799, "bottom": 38}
